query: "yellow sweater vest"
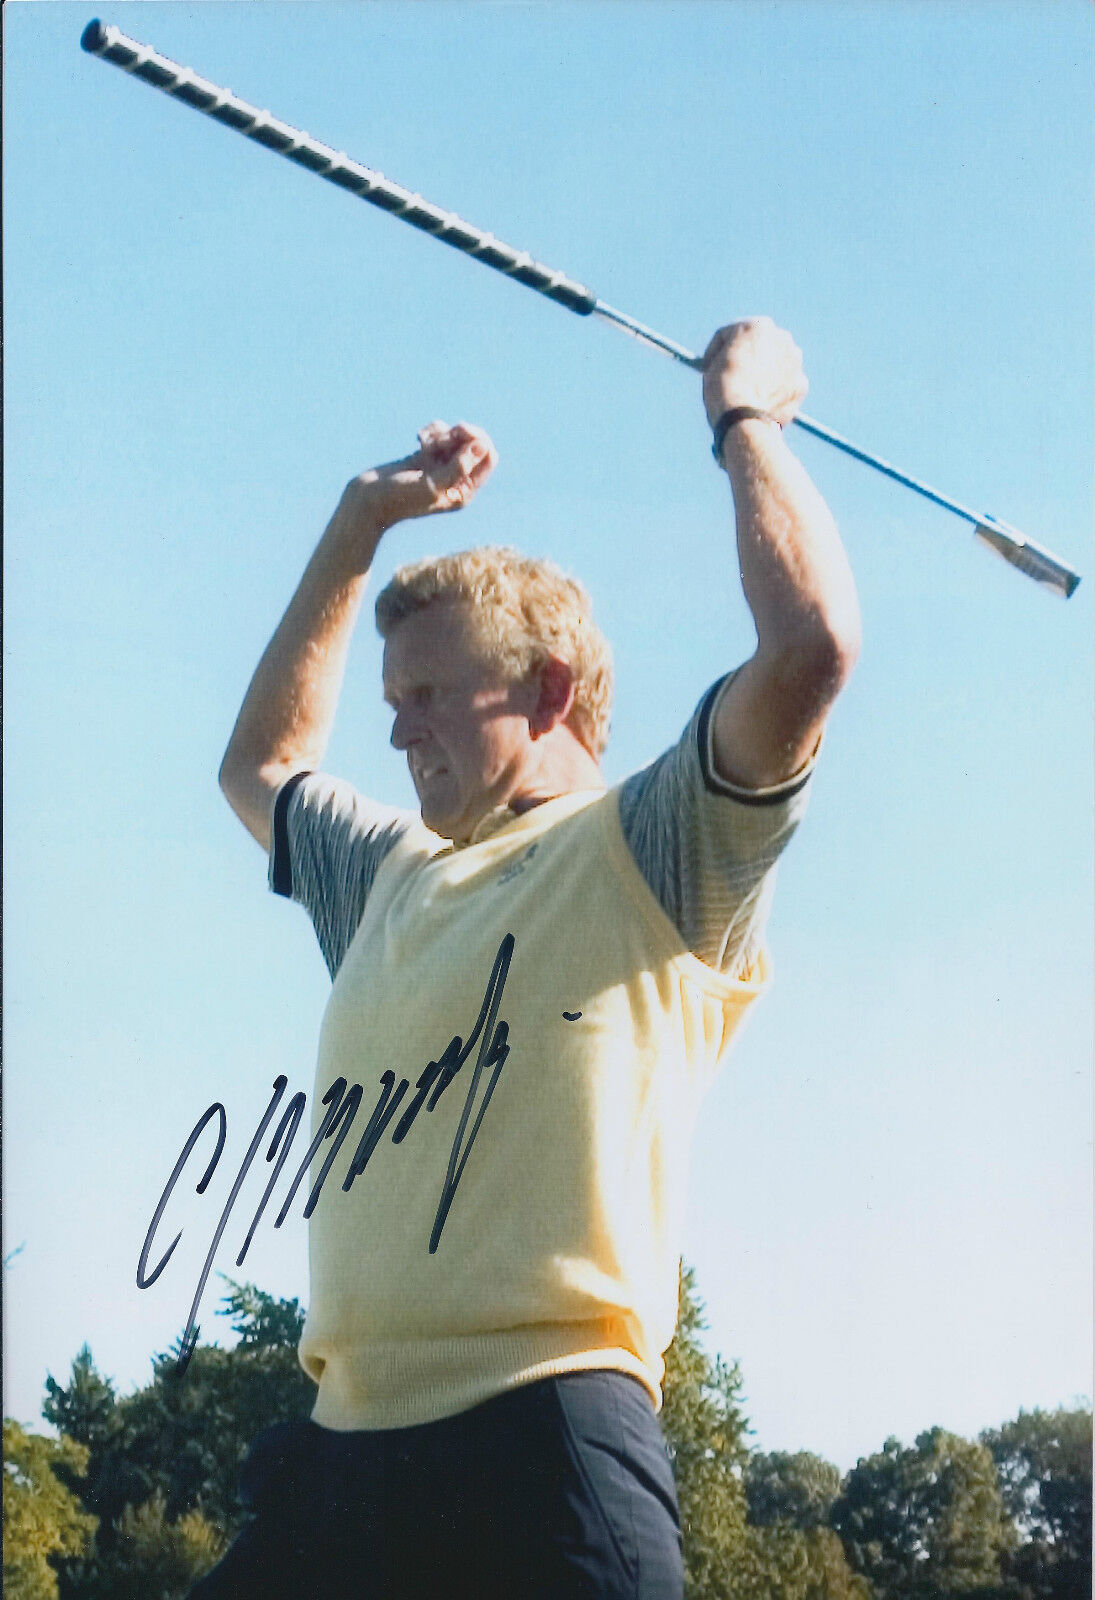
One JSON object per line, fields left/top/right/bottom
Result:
{"left": 300, "top": 787, "right": 769, "bottom": 1430}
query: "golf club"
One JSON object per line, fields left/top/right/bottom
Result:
{"left": 80, "top": 17, "right": 1081, "bottom": 599}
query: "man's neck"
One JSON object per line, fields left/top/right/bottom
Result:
{"left": 446, "top": 730, "right": 605, "bottom": 844}
{"left": 508, "top": 727, "right": 605, "bottom": 815}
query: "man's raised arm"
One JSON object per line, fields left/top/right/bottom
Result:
{"left": 218, "top": 422, "right": 497, "bottom": 849}
{"left": 701, "top": 319, "right": 861, "bottom": 790}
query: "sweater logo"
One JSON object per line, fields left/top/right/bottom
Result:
{"left": 497, "top": 842, "right": 539, "bottom": 885}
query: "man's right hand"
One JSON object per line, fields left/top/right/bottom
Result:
{"left": 219, "top": 420, "right": 497, "bottom": 849}
{"left": 347, "top": 421, "right": 498, "bottom": 532}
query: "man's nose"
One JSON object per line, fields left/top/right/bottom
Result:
{"left": 390, "top": 705, "right": 423, "bottom": 751}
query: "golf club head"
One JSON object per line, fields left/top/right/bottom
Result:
{"left": 974, "top": 520, "right": 1080, "bottom": 599}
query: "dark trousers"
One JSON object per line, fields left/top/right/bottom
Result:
{"left": 188, "top": 1371, "right": 683, "bottom": 1599}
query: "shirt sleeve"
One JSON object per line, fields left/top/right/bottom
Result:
{"left": 268, "top": 771, "right": 417, "bottom": 979}
{"left": 616, "top": 675, "right": 816, "bottom": 974}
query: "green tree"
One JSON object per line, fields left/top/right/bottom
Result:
{"left": 220, "top": 1278, "right": 307, "bottom": 1349}
{"left": 42, "top": 1349, "right": 141, "bottom": 1536}
{"left": 43, "top": 1348, "right": 117, "bottom": 1455}
{"left": 746, "top": 1450, "right": 843, "bottom": 1530}
{"left": 737, "top": 1449, "right": 873, "bottom": 1600}
{"left": 981, "top": 1406, "right": 1092, "bottom": 1600}
{"left": 58, "top": 1494, "right": 225, "bottom": 1600}
{"left": 3, "top": 1420, "right": 97, "bottom": 1600}
{"left": 661, "top": 1268, "right": 870, "bottom": 1600}
{"left": 833, "top": 1428, "right": 1014, "bottom": 1599}
{"left": 41, "top": 1282, "right": 313, "bottom": 1599}
{"left": 44, "top": 1281, "right": 312, "bottom": 1539}
{"left": 661, "top": 1264, "right": 752, "bottom": 1597}
{"left": 737, "top": 1524, "right": 874, "bottom": 1600}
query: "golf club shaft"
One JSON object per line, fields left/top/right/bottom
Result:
{"left": 80, "top": 18, "right": 1080, "bottom": 599}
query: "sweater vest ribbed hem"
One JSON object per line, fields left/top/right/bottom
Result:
{"left": 302, "top": 1321, "right": 660, "bottom": 1431}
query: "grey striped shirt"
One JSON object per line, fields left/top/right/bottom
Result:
{"left": 270, "top": 677, "right": 813, "bottom": 979}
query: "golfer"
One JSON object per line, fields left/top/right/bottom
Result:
{"left": 202, "top": 317, "right": 859, "bottom": 1598}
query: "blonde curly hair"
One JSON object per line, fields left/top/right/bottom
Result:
{"left": 375, "top": 546, "right": 613, "bottom": 758}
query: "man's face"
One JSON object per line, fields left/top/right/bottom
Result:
{"left": 382, "top": 600, "right": 537, "bottom": 842}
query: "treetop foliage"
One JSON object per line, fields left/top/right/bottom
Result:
{"left": 746, "top": 1450, "right": 843, "bottom": 1531}
{"left": 218, "top": 1276, "right": 306, "bottom": 1349}
{"left": 5, "top": 1269, "right": 1091, "bottom": 1600}
{"left": 832, "top": 1427, "right": 1014, "bottom": 1599}
{"left": 3, "top": 1421, "right": 97, "bottom": 1600}
{"left": 980, "top": 1407, "right": 1093, "bottom": 1600}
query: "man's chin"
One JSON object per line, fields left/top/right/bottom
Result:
{"left": 418, "top": 795, "right": 463, "bottom": 842}
{"left": 418, "top": 782, "right": 496, "bottom": 845}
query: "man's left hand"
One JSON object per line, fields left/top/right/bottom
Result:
{"left": 702, "top": 318, "right": 809, "bottom": 429}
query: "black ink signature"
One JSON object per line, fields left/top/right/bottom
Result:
{"left": 138, "top": 934, "right": 514, "bottom": 1372}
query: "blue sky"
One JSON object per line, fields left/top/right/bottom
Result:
{"left": 4, "top": 1, "right": 1092, "bottom": 1470}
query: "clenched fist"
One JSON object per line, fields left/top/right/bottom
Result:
{"left": 347, "top": 421, "right": 498, "bottom": 532}
{"left": 701, "top": 318, "right": 808, "bottom": 430}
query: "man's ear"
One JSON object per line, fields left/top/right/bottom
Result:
{"left": 529, "top": 656, "right": 576, "bottom": 738}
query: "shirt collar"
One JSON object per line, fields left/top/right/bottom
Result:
{"left": 463, "top": 805, "right": 523, "bottom": 847}
{"left": 450, "top": 786, "right": 606, "bottom": 850}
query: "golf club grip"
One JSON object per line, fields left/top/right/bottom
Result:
{"left": 80, "top": 18, "right": 598, "bottom": 317}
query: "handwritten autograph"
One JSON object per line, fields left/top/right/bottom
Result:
{"left": 138, "top": 934, "right": 514, "bottom": 1372}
